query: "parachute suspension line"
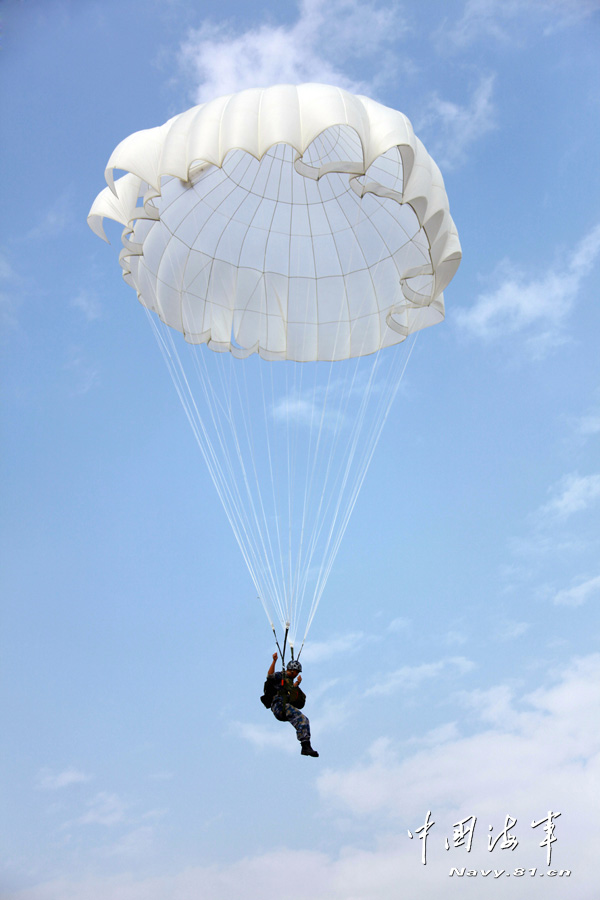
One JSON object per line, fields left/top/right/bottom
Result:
{"left": 280, "top": 144, "right": 305, "bottom": 636}
{"left": 190, "top": 345, "right": 283, "bottom": 613}
{"left": 259, "top": 353, "right": 290, "bottom": 626}
{"left": 297, "top": 179, "right": 425, "bottom": 644}
{"left": 289, "top": 348, "right": 347, "bottom": 636}
{"left": 143, "top": 136, "right": 431, "bottom": 651}
{"left": 283, "top": 156, "right": 360, "bottom": 641}
{"left": 243, "top": 143, "right": 294, "bottom": 630}
{"left": 297, "top": 351, "right": 381, "bottom": 638}
{"left": 287, "top": 348, "right": 321, "bottom": 645}
{"left": 200, "top": 349, "right": 288, "bottom": 627}
{"left": 145, "top": 310, "right": 281, "bottom": 620}
{"left": 212, "top": 347, "right": 286, "bottom": 625}
{"left": 289, "top": 178, "right": 381, "bottom": 641}
{"left": 233, "top": 352, "right": 288, "bottom": 628}
{"left": 171, "top": 142, "right": 289, "bottom": 631}
{"left": 302, "top": 323, "right": 422, "bottom": 643}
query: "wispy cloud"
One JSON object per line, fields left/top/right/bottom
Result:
{"left": 403, "top": 721, "right": 461, "bottom": 747}
{"left": 0, "top": 249, "right": 20, "bottom": 331}
{"left": 27, "top": 191, "right": 74, "bottom": 240}
{"left": 456, "top": 223, "right": 600, "bottom": 353}
{"left": 364, "top": 656, "right": 475, "bottom": 696}
{"left": 105, "top": 825, "right": 156, "bottom": 858}
{"left": 232, "top": 720, "right": 296, "bottom": 753}
{"left": 0, "top": 251, "right": 16, "bottom": 282}
{"left": 501, "top": 467, "right": 600, "bottom": 603}
{"left": 444, "top": 628, "right": 468, "bottom": 646}
{"left": 441, "top": 0, "right": 599, "bottom": 49}
{"left": 387, "top": 616, "right": 411, "bottom": 634}
{"left": 498, "top": 620, "right": 530, "bottom": 640}
{"left": 75, "top": 791, "right": 127, "bottom": 827}
{"left": 455, "top": 683, "right": 517, "bottom": 727}
{"left": 553, "top": 574, "right": 600, "bottom": 607}
{"left": 14, "top": 656, "right": 600, "bottom": 898}
{"left": 271, "top": 396, "right": 319, "bottom": 427}
{"left": 578, "top": 410, "right": 600, "bottom": 436}
{"left": 417, "top": 75, "right": 496, "bottom": 170}
{"left": 301, "top": 630, "right": 366, "bottom": 664}
{"left": 573, "top": 396, "right": 600, "bottom": 438}
{"left": 270, "top": 374, "right": 368, "bottom": 429}
{"left": 320, "top": 653, "right": 600, "bottom": 823}
{"left": 178, "top": 0, "right": 405, "bottom": 104}
{"left": 539, "top": 472, "right": 600, "bottom": 520}
{"left": 37, "top": 767, "right": 93, "bottom": 791}
{"left": 71, "top": 290, "right": 102, "bottom": 322}
{"left": 64, "top": 347, "right": 100, "bottom": 395}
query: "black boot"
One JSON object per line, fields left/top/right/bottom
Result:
{"left": 301, "top": 740, "right": 319, "bottom": 757}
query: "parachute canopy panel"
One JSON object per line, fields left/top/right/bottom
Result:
{"left": 88, "top": 83, "right": 461, "bottom": 362}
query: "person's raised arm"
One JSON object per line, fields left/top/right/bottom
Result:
{"left": 267, "top": 652, "right": 278, "bottom": 676}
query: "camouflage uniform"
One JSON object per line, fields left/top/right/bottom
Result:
{"left": 271, "top": 696, "right": 311, "bottom": 742}
{"left": 268, "top": 670, "right": 311, "bottom": 743}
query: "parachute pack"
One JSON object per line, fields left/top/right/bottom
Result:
{"left": 260, "top": 673, "right": 306, "bottom": 710}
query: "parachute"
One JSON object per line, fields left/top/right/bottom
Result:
{"left": 88, "top": 83, "right": 461, "bottom": 656}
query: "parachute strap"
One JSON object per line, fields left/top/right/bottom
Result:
{"left": 281, "top": 623, "right": 290, "bottom": 668}
{"left": 270, "top": 620, "right": 291, "bottom": 670}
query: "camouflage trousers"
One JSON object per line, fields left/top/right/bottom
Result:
{"left": 271, "top": 698, "right": 311, "bottom": 742}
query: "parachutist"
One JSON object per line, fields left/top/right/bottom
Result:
{"left": 91, "top": 85, "right": 460, "bottom": 660}
{"left": 262, "top": 653, "right": 319, "bottom": 758}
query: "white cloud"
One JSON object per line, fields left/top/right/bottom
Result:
{"left": 0, "top": 250, "right": 16, "bottom": 282}
{"left": 569, "top": 397, "right": 600, "bottom": 440}
{"left": 318, "top": 654, "right": 600, "bottom": 839}
{"left": 64, "top": 347, "right": 100, "bottom": 395}
{"left": 37, "top": 768, "right": 93, "bottom": 791}
{"left": 71, "top": 291, "right": 102, "bottom": 322}
{"left": 499, "top": 620, "right": 530, "bottom": 640}
{"left": 235, "top": 690, "right": 352, "bottom": 754}
{"left": 178, "top": 0, "right": 404, "bottom": 104}
{"left": 455, "top": 683, "right": 517, "bottom": 728}
{"left": 417, "top": 75, "right": 497, "bottom": 170}
{"left": 364, "top": 656, "right": 475, "bottom": 696}
{"left": 232, "top": 720, "right": 296, "bottom": 753}
{"left": 74, "top": 791, "right": 127, "bottom": 827}
{"left": 442, "top": 0, "right": 599, "bottom": 48}
{"left": 444, "top": 628, "right": 468, "bottom": 646}
{"left": 105, "top": 825, "right": 157, "bottom": 858}
{"left": 578, "top": 410, "right": 600, "bottom": 436}
{"left": 9, "top": 658, "right": 600, "bottom": 899}
{"left": 0, "top": 249, "right": 20, "bottom": 331}
{"left": 456, "top": 223, "right": 600, "bottom": 351}
{"left": 27, "top": 192, "right": 73, "bottom": 240}
{"left": 387, "top": 616, "right": 411, "bottom": 634}
{"left": 539, "top": 472, "right": 600, "bottom": 519}
{"left": 271, "top": 396, "right": 319, "bottom": 426}
{"left": 301, "top": 630, "right": 365, "bottom": 663}
{"left": 553, "top": 574, "right": 600, "bottom": 607}
{"left": 404, "top": 721, "right": 461, "bottom": 747}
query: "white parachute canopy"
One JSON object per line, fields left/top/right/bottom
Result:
{"left": 89, "top": 83, "right": 461, "bottom": 653}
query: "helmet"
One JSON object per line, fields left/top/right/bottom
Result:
{"left": 286, "top": 660, "right": 302, "bottom": 674}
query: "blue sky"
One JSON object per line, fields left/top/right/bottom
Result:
{"left": 1, "top": 0, "right": 600, "bottom": 897}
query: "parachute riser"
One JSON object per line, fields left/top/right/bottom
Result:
{"left": 269, "top": 616, "right": 292, "bottom": 669}
{"left": 281, "top": 622, "right": 290, "bottom": 668}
